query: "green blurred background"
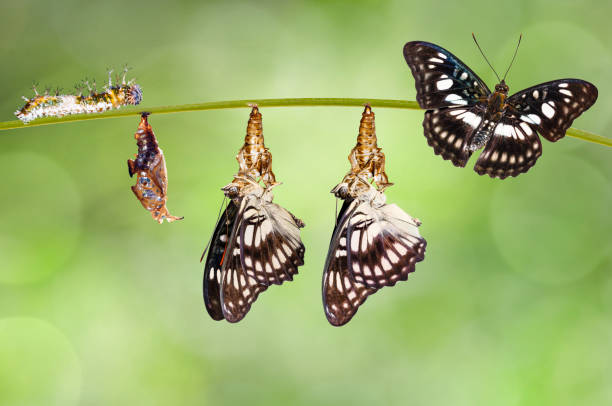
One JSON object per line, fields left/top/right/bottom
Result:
{"left": 1, "top": 0, "right": 611, "bottom": 405}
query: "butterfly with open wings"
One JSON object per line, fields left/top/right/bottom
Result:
{"left": 403, "top": 35, "right": 598, "bottom": 179}
{"left": 323, "top": 105, "right": 426, "bottom": 326}
{"left": 201, "top": 106, "right": 305, "bottom": 323}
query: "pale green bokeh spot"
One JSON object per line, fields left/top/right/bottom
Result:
{"left": 490, "top": 154, "right": 611, "bottom": 285}
{"left": 0, "top": 317, "right": 81, "bottom": 406}
{"left": 0, "top": 152, "right": 81, "bottom": 285}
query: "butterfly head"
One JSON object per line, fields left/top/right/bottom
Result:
{"left": 494, "top": 81, "right": 509, "bottom": 95}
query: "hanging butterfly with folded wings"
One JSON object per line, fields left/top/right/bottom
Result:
{"left": 403, "top": 35, "right": 598, "bottom": 179}
{"left": 202, "top": 106, "right": 305, "bottom": 323}
{"left": 323, "top": 105, "right": 426, "bottom": 326}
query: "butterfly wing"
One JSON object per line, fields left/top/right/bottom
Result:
{"left": 202, "top": 200, "right": 239, "bottom": 321}
{"left": 505, "top": 79, "right": 598, "bottom": 142}
{"left": 473, "top": 116, "right": 542, "bottom": 179}
{"left": 346, "top": 203, "right": 426, "bottom": 289}
{"left": 322, "top": 198, "right": 427, "bottom": 326}
{"left": 215, "top": 196, "right": 268, "bottom": 323}
{"left": 423, "top": 105, "right": 485, "bottom": 167}
{"left": 218, "top": 194, "right": 306, "bottom": 323}
{"left": 403, "top": 41, "right": 490, "bottom": 109}
{"left": 473, "top": 79, "right": 598, "bottom": 179}
{"left": 239, "top": 196, "right": 305, "bottom": 285}
{"left": 323, "top": 199, "right": 376, "bottom": 327}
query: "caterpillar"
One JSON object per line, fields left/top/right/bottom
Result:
{"left": 128, "top": 112, "right": 183, "bottom": 224}
{"left": 15, "top": 68, "right": 142, "bottom": 124}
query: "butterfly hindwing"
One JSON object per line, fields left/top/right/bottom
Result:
{"left": 202, "top": 200, "right": 239, "bottom": 321}
{"left": 423, "top": 105, "right": 485, "bottom": 167}
{"left": 239, "top": 195, "right": 305, "bottom": 285}
{"left": 473, "top": 116, "right": 542, "bottom": 179}
{"left": 347, "top": 203, "right": 426, "bottom": 289}
{"left": 506, "top": 79, "right": 598, "bottom": 142}
{"left": 404, "top": 41, "right": 490, "bottom": 109}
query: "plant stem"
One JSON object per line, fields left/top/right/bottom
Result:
{"left": 1, "top": 98, "right": 610, "bottom": 147}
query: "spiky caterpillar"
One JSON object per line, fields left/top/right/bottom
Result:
{"left": 15, "top": 69, "right": 142, "bottom": 124}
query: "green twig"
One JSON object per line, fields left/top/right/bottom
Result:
{"left": 0, "top": 98, "right": 609, "bottom": 148}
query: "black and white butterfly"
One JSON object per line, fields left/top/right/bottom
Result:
{"left": 202, "top": 182, "right": 305, "bottom": 323}
{"left": 323, "top": 182, "right": 426, "bottom": 326}
{"left": 403, "top": 37, "right": 598, "bottom": 179}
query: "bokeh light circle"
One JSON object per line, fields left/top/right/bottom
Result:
{"left": 0, "top": 152, "right": 81, "bottom": 285}
{"left": 0, "top": 317, "right": 81, "bottom": 405}
{"left": 489, "top": 154, "right": 611, "bottom": 285}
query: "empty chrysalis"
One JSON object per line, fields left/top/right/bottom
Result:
{"left": 201, "top": 105, "right": 306, "bottom": 323}
{"left": 322, "top": 104, "right": 427, "bottom": 326}
{"left": 15, "top": 68, "right": 142, "bottom": 124}
{"left": 128, "top": 112, "right": 183, "bottom": 224}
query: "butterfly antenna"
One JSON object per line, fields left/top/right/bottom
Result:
{"left": 200, "top": 196, "right": 228, "bottom": 262}
{"left": 502, "top": 34, "right": 522, "bottom": 82}
{"left": 472, "top": 33, "right": 501, "bottom": 82}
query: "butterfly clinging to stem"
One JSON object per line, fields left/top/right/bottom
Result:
{"left": 201, "top": 106, "right": 305, "bottom": 323}
{"left": 323, "top": 105, "right": 426, "bottom": 326}
{"left": 403, "top": 34, "right": 598, "bottom": 179}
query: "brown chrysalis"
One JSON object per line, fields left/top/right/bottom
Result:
{"left": 128, "top": 112, "right": 183, "bottom": 224}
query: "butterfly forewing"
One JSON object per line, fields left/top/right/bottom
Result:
{"left": 403, "top": 41, "right": 490, "bottom": 109}
{"left": 506, "top": 79, "right": 598, "bottom": 142}
{"left": 220, "top": 233, "right": 268, "bottom": 323}
{"left": 323, "top": 199, "right": 375, "bottom": 326}
{"left": 203, "top": 200, "right": 239, "bottom": 321}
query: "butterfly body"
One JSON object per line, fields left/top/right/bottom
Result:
{"left": 202, "top": 106, "right": 305, "bottom": 323}
{"left": 404, "top": 40, "right": 598, "bottom": 179}
{"left": 323, "top": 106, "right": 426, "bottom": 326}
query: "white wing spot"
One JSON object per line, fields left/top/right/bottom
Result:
{"left": 559, "top": 89, "right": 573, "bottom": 97}
{"left": 521, "top": 114, "right": 542, "bottom": 125}
{"left": 541, "top": 102, "right": 555, "bottom": 119}
{"left": 429, "top": 57, "right": 443, "bottom": 63}
{"left": 460, "top": 72, "right": 468, "bottom": 80}
{"left": 436, "top": 78, "right": 454, "bottom": 90}
{"left": 558, "top": 83, "right": 569, "bottom": 88}
{"left": 444, "top": 94, "right": 468, "bottom": 105}
{"left": 532, "top": 90, "right": 539, "bottom": 99}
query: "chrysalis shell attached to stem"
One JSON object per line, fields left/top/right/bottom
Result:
{"left": 331, "top": 104, "right": 394, "bottom": 199}
{"left": 222, "top": 105, "right": 278, "bottom": 200}
{"left": 128, "top": 112, "right": 183, "bottom": 224}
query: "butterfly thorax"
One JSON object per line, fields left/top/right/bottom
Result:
{"left": 470, "top": 83, "right": 510, "bottom": 151}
